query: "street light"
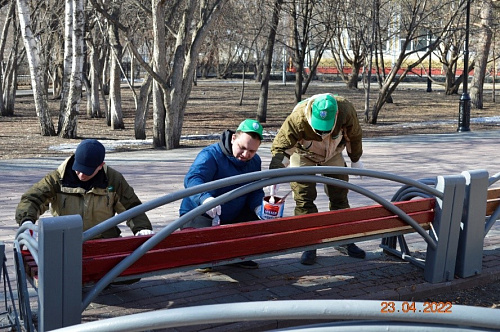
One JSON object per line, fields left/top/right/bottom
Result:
{"left": 458, "top": 0, "right": 471, "bottom": 132}
{"left": 427, "top": 32, "right": 432, "bottom": 92}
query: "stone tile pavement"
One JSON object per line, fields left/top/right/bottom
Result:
{"left": 1, "top": 130, "right": 499, "bottom": 331}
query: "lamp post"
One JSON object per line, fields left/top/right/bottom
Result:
{"left": 458, "top": 0, "right": 471, "bottom": 132}
{"left": 427, "top": 32, "right": 432, "bottom": 92}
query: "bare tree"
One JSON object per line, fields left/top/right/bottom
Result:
{"left": 60, "top": 0, "right": 84, "bottom": 138}
{"left": 285, "top": 0, "right": 335, "bottom": 102}
{"left": 330, "top": 0, "right": 373, "bottom": 89}
{"left": 107, "top": 3, "right": 125, "bottom": 130}
{"left": 0, "top": 0, "right": 19, "bottom": 116}
{"left": 134, "top": 72, "right": 153, "bottom": 139}
{"left": 470, "top": 0, "right": 494, "bottom": 109}
{"left": 16, "top": 0, "right": 56, "bottom": 135}
{"left": 257, "top": 0, "right": 283, "bottom": 123}
{"left": 150, "top": 0, "right": 167, "bottom": 147}
{"left": 59, "top": 0, "right": 73, "bottom": 128}
{"left": 368, "top": 0, "right": 464, "bottom": 124}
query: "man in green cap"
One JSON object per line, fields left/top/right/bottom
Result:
{"left": 179, "top": 119, "right": 265, "bottom": 270}
{"left": 269, "top": 93, "right": 366, "bottom": 265}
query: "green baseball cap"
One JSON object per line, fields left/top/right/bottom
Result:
{"left": 236, "top": 119, "right": 263, "bottom": 140}
{"left": 311, "top": 95, "right": 338, "bottom": 132}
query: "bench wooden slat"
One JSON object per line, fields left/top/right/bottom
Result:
{"left": 81, "top": 200, "right": 435, "bottom": 283}
{"left": 487, "top": 187, "right": 500, "bottom": 200}
{"left": 83, "top": 198, "right": 435, "bottom": 257}
{"left": 82, "top": 210, "right": 433, "bottom": 283}
{"left": 486, "top": 188, "right": 500, "bottom": 216}
{"left": 486, "top": 198, "right": 500, "bottom": 216}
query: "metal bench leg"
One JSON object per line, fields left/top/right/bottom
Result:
{"left": 1, "top": 242, "right": 22, "bottom": 331}
{"left": 13, "top": 241, "right": 35, "bottom": 332}
{"left": 380, "top": 235, "right": 424, "bottom": 269}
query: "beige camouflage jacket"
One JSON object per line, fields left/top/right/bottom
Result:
{"left": 270, "top": 93, "right": 363, "bottom": 168}
{"left": 15, "top": 156, "right": 152, "bottom": 239}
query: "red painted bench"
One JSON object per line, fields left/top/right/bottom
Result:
{"left": 21, "top": 198, "right": 435, "bottom": 287}
{"left": 486, "top": 187, "right": 500, "bottom": 216}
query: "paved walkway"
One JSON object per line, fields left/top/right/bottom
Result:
{"left": 1, "top": 130, "right": 500, "bottom": 331}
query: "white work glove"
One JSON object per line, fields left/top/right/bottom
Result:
{"left": 135, "top": 229, "right": 154, "bottom": 236}
{"left": 254, "top": 205, "right": 263, "bottom": 219}
{"left": 22, "top": 220, "right": 38, "bottom": 241}
{"left": 265, "top": 185, "right": 279, "bottom": 203}
{"left": 351, "top": 160, "right": 364, "bottom": 179}
{"left": 202, "top": 196, "right": 221, "bottom": 218}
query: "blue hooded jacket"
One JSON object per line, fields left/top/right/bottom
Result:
{"left": 179, "top": 130, "right": 264, "bottom": 223}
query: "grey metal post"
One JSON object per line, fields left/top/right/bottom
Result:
{"left": 0, "top": 242, "right": 4, "bottom": 277}
{"left": 455, "top": 170, "right": 489, "bottom": 277}
{"left": 424, "top": 174, "right": 465, "bottom": 283}
{"left": 38, "top": 215, "right": 83, "bottom": 331}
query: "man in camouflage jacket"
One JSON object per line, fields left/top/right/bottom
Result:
{"left": 16, "top": 139, "right": 152, "bottom": 239}
{"left": 269, "top": 93, "right": 366, "bottom": 265}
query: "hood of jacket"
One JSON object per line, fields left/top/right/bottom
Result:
{"left": 218, "top": 129, "right": 255, "bottom": 168}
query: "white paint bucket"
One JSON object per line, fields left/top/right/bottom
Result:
{"left": 260, "top": 195, "right": 285, "bottom": 220}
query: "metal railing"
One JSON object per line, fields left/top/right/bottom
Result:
{"left": 51, "top": 300, "right": 500, "bottom": 332}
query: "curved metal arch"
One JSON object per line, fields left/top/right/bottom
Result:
{"left": 14, "top": 223, "right": 39, "bottom": 264}
{"left": 83, "top": 167, "right": 443, "bottom": 241}
{"left": 12, "top": 241, "right": 35, "bottom": 332}
{"left": 485, "top": 205, "right": 500, "bottom": 234}
{"left": 15, "top": 222, "right": 38, "bottom": 240}
{"left": 391, "top": 177, "right": 437, "bottom": 202}
{"left": 15, "top": 238, "right": 38, "bottom": 266}
{"left": 488, "top": 171, "right": 500, "bottom": 186}
{"left": 60, "top": 300, "right": 500, "bottom": 332}
{"left": 82, "top": 173, "right": 438, "bottom": 310}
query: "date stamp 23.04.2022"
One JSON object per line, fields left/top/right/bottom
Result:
{"left": 381, "top": 301, "right": 452, "bottom": 314}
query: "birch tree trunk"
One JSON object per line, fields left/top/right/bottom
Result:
{"left": 89, "top": 42, "right": 102, "bottom": 118}
{"left": 470, "top": 0, "right": 493, "bottom": 109}
{"left": 16, "top": 0, "right": 55, "bottom": 136}
{"left": 0, "top": 0, "right": 15, "bottom": 116}
{"left": 58, "top": 0, "right": 73, "bottom": 132}
{"left": 59, "top": 0, "right": 85, "bottom": 138}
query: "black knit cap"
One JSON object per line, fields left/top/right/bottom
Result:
{"left": 72, "top": 139, "right": 105, "bottom": 175}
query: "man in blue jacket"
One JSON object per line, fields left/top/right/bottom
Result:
{"left": 179, "top": 119, "right": 265, "bottom": 269}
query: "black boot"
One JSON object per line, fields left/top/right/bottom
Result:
{"left": 300, "top": 249, "right": 317, "bottom": 265}
{"left": 336, "top": 243, "right": 366, "bottom": 259}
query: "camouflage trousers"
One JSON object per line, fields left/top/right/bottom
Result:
{"left": 289, "top": 152, "right": 349, "bottom": 216}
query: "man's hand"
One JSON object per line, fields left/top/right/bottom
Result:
{"left": 269, "top": 152, "right": 289, "bottom": 169}
{"left": 351, "top": 160, "right": 364, "bottom": 179}
{"left": 203, "top": 197, "right": 221, "bottom": 218}
{"left": 135, "top": 229, "right": 154, "bottom": 236}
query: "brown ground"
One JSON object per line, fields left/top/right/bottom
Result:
{"left": 1, "top": 79, "right": 499, "bottom": 308}
{"left": 1, "top": 79, "right": 499, "bottom": 160}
